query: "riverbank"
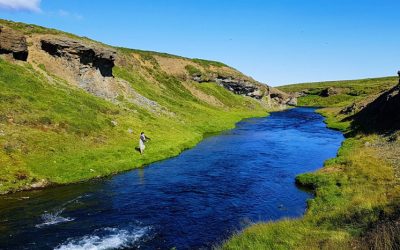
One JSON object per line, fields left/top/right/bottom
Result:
{"left": 223, "top": 79, "right": 400, "bottom": 249}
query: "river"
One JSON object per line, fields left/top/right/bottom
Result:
{"left": 0, "top": 107, "right": 343, "bottom": 249}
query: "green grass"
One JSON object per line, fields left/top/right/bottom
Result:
{"left": 185, "top": 64, "right": 202, "bottom": 75}
{"left": 278, "top": 76, "right": 398, "bottom": 107}
{"left": 192, "top": 58, "right": 228, "bottom": 68}
{"left": 0, "top": 55, "right": 267, "bottom": 194}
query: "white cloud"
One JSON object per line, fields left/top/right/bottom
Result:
{"left": 0, "top": 0, "right": 41, "bottom": 12}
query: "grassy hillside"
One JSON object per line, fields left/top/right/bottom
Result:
{"left": 0, "top": 20, "right": 271, "bottom": 194}
{"left": 278, "top": 77, "right": 398, "bottom": 107}
{"left": 223, "top": 78, "right": 400, "bottom": 249}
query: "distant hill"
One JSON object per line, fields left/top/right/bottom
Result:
{"left": 278, "top": 76, "right": 399, "bottom": 132}
{"left": 278, "top": 76, "right": 397, "bottom": 107}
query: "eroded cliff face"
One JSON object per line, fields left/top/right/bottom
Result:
{"left": 25, "top": 35, "right": 166, "bottom": 114}
{"left": 37, "top": 37, "right": 121, "bottom": 99}
{"left": 191, "top": 73, "right": 297, "bottom": 106}
{"left": 0, "top": 26, "right": 28, "bottom": 61}
{"left": 40, "top": 37, "right": 116, "bottom": 77}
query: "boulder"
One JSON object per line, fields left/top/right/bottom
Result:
{"left": 293, "top": 90, "right": 309, "bottom": 98}
{"left": 0, "top": 26, "right": 28, "bottom": 61}
{"left": 41, "top": 37, "right": 116, "bottom": 77}
{"left": 320, "top": 87, "right": 339, "bottom": 97}
{"left": 287, "top": 97, "right": 298, "bottom": 106}
{"left": 269, "top": 87, "right": 297, "bottom": 106}
{"left": 30, "top": 179, "right": 49, "bottom": 189}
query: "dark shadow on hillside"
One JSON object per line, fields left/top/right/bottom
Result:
{"left": 355, "top": 202, "right": 400, "bottom": 249}
{"left": 349, "top": 83, "right": 400, "bottom": 135}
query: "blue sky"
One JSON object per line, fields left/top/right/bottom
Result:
{"left": 0, "top": 0, "right": 399, "bottom": 86}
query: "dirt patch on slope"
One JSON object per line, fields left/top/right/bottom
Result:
{"left": 155, "top": 55, "right": 198, "bottom": 78}
{"left": 182, "top": 81, "right": 224, "bottom": 107}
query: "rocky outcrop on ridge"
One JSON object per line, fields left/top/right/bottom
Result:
{"left": 40, "top": 37, "right": 116, "bottom": 77}
{"left": 37, "top": 37, "right": 166, "bottom": 114}
{"left": 0, "top": 25, "right": 28, "bottom": 60}
{"left": 191, "top": 73, "right": 297, "bottom": 106}
{"left": 214, "top": 76, "right": 265, "bottom": 99}
{"left": 38, "top": 37, "right": 121, "bottom": 99}
{"left": 269, "top": 87, "right": 298, "bottom": 106}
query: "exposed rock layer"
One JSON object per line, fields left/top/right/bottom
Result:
{"left": 40, "top": 37, "right": 116, "bottom": 77}
{"left": 0, "top": 26, "right": 28, "bottom": 60}
{"left": 192, "top": 74, "right": 296, "bottom": 106}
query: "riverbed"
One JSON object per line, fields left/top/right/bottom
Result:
{"left": 0, "top": 108, "right": 343, "bottom": 249}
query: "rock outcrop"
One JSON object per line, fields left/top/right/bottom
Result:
{"left": 38, "top": 37, "right": 119, "bottom": 99}
{"left": 340, "top": 102, "right": 366, "bottom": 115}
{"left": 320, "top": 87, "right": 340, "bottom": 97}
{"left": 40, "top": 37, "right": 116, "bottom": 77}
{"left": 214, "top": 76, "right": 265, "bottom": 99}
{"left": 191, "top": 74, "right": 296, "bottom": 106}
{"left": 0, "top": 26, "right": 28, "bottom": 61}
{"left": 352, "top": 83, "right": 400, "bottom": 132}
{"left": 269, "top": 87, "right": 297, "bottom": 106}
{"left": 37, "top": 36, "right": 165, "bottom": 113}
{"left": 293, "top": 90, "right": 309, "bottom": 98}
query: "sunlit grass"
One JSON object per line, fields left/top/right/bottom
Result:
{"left": 223, "top": 133, "right": 399, "bottom": 249}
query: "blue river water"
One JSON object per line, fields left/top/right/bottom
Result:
{"left": 0, "top": 108, "right": 343, "bottom": 249}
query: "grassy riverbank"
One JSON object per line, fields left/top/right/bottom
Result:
{"left": 223, "top": 78, "right": 400, "bottom": 249}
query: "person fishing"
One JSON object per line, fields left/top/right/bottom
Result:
{"left": 398, "top": 70, "right": 400, "bottom": 85}
{"left": 139, "top": 132, "right": 151, "bottom": 154}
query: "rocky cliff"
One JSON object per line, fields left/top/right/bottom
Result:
{"left": 191, "top": 73, "right": 296, "bottom": 106}
{"left": 40, "top": 37, "right": 116, "bottom": 77}
{"left": 0, "top": 25, "right": 28, "bottom": 60}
